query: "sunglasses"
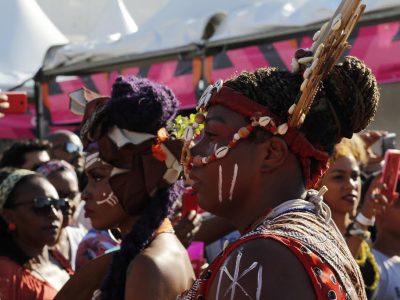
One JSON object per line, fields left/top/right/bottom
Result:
{"left": 11, "top": 196, "right": 69, "bottom": 215}
{"left": 55, "top": 142, "right": 83, "bottom": 154}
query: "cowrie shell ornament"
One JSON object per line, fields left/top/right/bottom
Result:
{"left": 197, "top": 85, "right": 213, "bottom": 109}
{"left": 277, "top": 123, "right": 288, "bottom": 135}
{"left": 311, "top": 58, "right": 319, "bottom": 70}
{"left": 303, "top": 67, "right": 312, "bottom": 79}
{"left": 300, "top": 79, "right": 309, "bottom": 92}
{"left": 313, "top": 30, "right": 321, "bottom": 41}
{"left": 298, "top": 57, "right": 313, "bottom": 64}
{"left": 215, "top": 146, "right": 229, "bottom": 159}
{"left": 288, "top": 104, "right": 296, "bottom": 115}
{"left": 214, "top": 79, "right": 224, "bottom": 92}
{"left": 259, "top": 116, "right": 271, "bottom": 127}
{"left": 184, "top": 126, "right": 194, "bottom": 142}
{"left": 291, "top": 57, "right": 299, "bottom": 72}
{"left": 300, "top": 113, "right": 306, "bottom": 124}
{"left": 315, "top": 43, "right": 325, "bottom": 58}
{"left": 331, "top": 14, "right": 342, "bottom": 31}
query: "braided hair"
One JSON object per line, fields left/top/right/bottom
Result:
{"left": 99, "top": 76, "right": 181, "bottom": 300}
{"left": 225, "top": 56, "right": 379, "bottom": 161}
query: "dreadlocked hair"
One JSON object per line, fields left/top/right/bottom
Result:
{"left": 0, "top": 169, "right": 38, "bottom": 265}
{"left": 225, "top": 56, "right": 379, "bottom": 155}
{"left": 100, "top": 181, "right": 183, "bottom": 300}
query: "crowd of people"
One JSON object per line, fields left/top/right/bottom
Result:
{"left": 0, "top": 6, "right": 399, "bottom": 300}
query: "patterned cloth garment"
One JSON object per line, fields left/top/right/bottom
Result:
{"left": 179, "top": 193, "right": 366, "bottom": 300}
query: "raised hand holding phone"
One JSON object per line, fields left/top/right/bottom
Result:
{"left": 380, "top": 149, "right": 400, "bottom": 205}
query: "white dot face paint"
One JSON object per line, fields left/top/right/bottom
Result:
{"left": 96, "top": 192, "right": 119, "bottom": 207}
{"left": 215, "top": 247, "right": 263, "bottom": 300}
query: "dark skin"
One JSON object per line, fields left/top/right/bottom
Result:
{"left": 47, "top": 169, "right": 81, "bottom": 263}
{"left": 79, "top": 155, "right": 195, "bottom": 299}
{"left": 1, "top": 176, "right": 70, "bottom": 290}
{"left": 47, "top": 132, "right": 85, "bottom": 173}
{"left": 189, "top": 105, "right": 315, "bottom": 299}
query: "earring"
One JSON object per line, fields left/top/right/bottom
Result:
{"left": 8, "top": 222, "right": 16, "bottom": 232}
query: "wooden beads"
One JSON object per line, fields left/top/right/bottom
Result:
{"left": 195, "top": 113, "right": 205, "bottom": 124}
{"left": 238, "top": 127, "right": 250, "bottom": 138}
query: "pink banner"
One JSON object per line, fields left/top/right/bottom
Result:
{"left": 2, "top": 21, "right": 399, "bottom": 139}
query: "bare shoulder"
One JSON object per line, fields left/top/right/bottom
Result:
{"left": 125, "top": 234, "right": 194, "bottom": 300}
{"left": 207, "top": 238, "right": 316, "bottom": 300}
{"left": 125, "top": 252, "right": 165, "bottom": 300}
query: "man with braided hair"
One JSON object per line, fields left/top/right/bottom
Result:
{"left": 179, "top": 54, "right": 379, "bottom": 300}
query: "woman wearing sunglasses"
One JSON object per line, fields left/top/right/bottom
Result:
{"left": 58, "top": 76, "right": 195, "bottom": 300}
{"left": 0, "top": 168, "right": 73, "bottom": 300}
{"left": 36, "top": 160, "right": 87, "bottom": 271}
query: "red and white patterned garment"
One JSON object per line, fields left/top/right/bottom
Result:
{"left": 179, "top": 196, "right": 366, "bottom": 300}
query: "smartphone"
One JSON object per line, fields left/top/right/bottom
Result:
{"left": 182, "top": 187, "right": 199, "bottom": 216}
{"left": 381, "top": 133, "right": 396, "bottom": 155}
{"left": 381, "top": 149, "right": 400, "bottom": 205}
{"left": 0, "top": 92, "right": 28, "bottom": 114}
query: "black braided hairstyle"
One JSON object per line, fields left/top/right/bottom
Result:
{"left": 0, "top": 169, "right": 39, "bottom": 265}
{"left": 99, "top": 76, "right": 182, "bottom": 300}
{"left": 225, "top": 56, "right": 380, "bottom": 156}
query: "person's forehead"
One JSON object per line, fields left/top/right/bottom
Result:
{"left": 13, "top": 177, "right": 57, "bottom": 203}
{"left": 50, "top": 133, "right": 81, "bottom": 146}
{"left": 48, "top": 170, "right": 78, "bottom": 190}
{"left": 330, "top": 155, "right": 359, "bottom": 171}
{"left": 207, "top": 105, "right": 247, "bottom": 126}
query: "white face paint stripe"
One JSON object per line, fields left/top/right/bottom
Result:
{"left": 229, "top": 164, "right": 238, "bottom": 201}
{"left": 96, "top": 192, "right": 118, "bottom": 207}
{"left": 213, "top": 143, "right": 218, "bottom": 153}
{"left": 218, "top": 165, "right": 223, "bottom": 203}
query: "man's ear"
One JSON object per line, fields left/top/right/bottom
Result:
{"left": 260, "top": 136, "right": 289, "bottom": 173}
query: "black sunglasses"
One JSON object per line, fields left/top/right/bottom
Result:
{"left": 54, "top": 142, "right": 83, "bottom": 154}
{"left": 11, "top": 196, "right": 69, "bottom": 215}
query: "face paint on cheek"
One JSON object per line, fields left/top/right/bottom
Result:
{"left": 229, "top": 163, "right": 239, "bottom": 201}
{"left": 213, "top": 143, "right": 218, "bottom": 153}
{"left": 96, "top": 192, "right": 119, "bottom": 207}
{"left": 218, "top": 165, "right": 223, "bottom": 203}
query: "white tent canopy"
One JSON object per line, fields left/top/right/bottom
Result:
{"left": 88, "top": 0, "right": 137, "bottom": 41}
{"left": 0, "top": 0, "right": 68, "bottom": 90}
{"left": 0, "top": 0, "right": 138, "bottom": 90}
{"left": 41, "top": 0, "right": 400, "bottom": 74}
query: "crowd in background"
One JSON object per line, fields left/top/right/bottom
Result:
{"left": 0, "top": 46, "right": 399, "bottom": 300}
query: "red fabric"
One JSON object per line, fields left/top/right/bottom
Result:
{"left": 0, "top": 257, "right": 58, "bottom": 300}
{"left": 180, "top": 234, "right": 347, "bottom": 300}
